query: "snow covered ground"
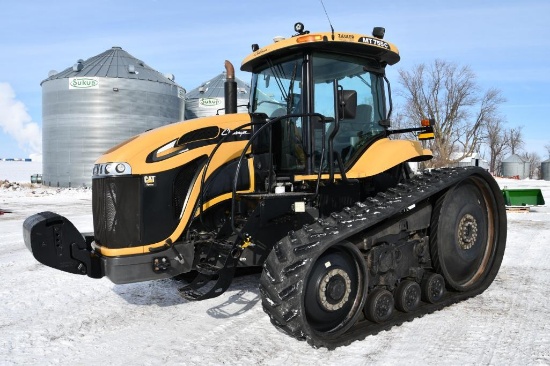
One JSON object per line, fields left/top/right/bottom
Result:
{"left": 1, "top": 177, "right": 549, "bottom": 365}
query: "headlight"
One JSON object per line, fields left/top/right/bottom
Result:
{"left": 115, "top": 163, "right": 126, "bottom": 173}
{"left": 93, "top": 162, "right": 132, "bottom": 177}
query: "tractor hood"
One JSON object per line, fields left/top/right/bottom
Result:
{"left": 93, "top": 113, "right": 253, "bottom": 177}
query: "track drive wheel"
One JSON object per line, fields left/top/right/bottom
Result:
{"left": 364, "top": 288, "right": 394, "bottom": 323}
{"left": 430, "top": 174, "right": 506, "bottom": 292}
{"left": 395, "top": 280, "right": 421, "bottom": 312}
{"left": 260, "top": 239, "right": 367, "bottom": 346}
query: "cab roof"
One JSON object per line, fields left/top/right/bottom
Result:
{"left": 241, "top": 31, "right": 400, "bottom": 73}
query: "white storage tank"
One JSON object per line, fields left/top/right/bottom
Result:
{"left": 41, "top": 47, "right": 185, "bottom": 187}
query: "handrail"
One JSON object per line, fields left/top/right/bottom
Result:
{"left": 196, "top": 120, "right": 264, "bottom": 229}
{"left": 229, "top": 113, "right": 327, "bottom": 235}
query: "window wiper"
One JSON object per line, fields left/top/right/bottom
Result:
{"left": 355, "top": 73, "right": 371, "bottom": 88}
{"left": 382, "top": 74, "right": 393, "bottom": 123}
{"left": 267, "top": 58, "right": 288, "bottom": 104}
{"left": 287, "top": 61, "right": 298, "bottom": 114}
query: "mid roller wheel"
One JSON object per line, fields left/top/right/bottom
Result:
{"left": 421, "top": 273, "right": 445, "bottom": 304}
{"left": 395, "top": 280, "right": 421, "bottom": 312}
{"left": 364, "top": 288, "right": 394, "bottom": 323}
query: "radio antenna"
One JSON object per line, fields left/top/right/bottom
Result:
{"left": 319, "top": 0, "right": 335, "bottom": 40}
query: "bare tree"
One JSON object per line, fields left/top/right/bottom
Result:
{"left": 508, "top": 126, "right": 524, "bottom": 155}
{"left": 545, "top": 143, "right": 550, "bottom": 159}
{"left": 521, "top": 151, "right": 541, "bottom": 179}
{"left": 390, "top": 106, "right": 417, "bottom": 140}
{"left": 484, "top": 116, "right": 509, "bottom": 174}
{"left": 398, "top": 59, "right": 505, "bottom": 167}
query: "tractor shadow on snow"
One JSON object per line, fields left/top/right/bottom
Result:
{"left": 112, "top": 268, "right": 262, "bottom": 318}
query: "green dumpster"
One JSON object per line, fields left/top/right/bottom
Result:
{"left": 501, "top": 188, "right": 545, "bottom": 206}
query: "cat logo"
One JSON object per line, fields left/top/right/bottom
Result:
{"left": 144, "top": 175, "right": 156, "bottom": 187}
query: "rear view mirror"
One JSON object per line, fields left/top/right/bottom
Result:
{"left": 338, "top": 90, "right": 357, "bottom": 119}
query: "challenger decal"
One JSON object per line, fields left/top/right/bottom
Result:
{"left": 221, "top": 128, "right": 250, "bottom": 137}
{"left": 358, "top": 37, "right": 390, "bottom": 49}
{"left": 253, "top": 48, "right": 268, "bottom": 57}
{"left": 337, "top": 33, "right": 355, "bottom": 40}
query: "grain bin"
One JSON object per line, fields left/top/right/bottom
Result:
{"left": 185, "top": 72, "right": 249, "bottom": 119}
{"left": 501, "top": 154, "right": 529, "bottom": 179}
{"left": 42, "top": 47, "right": 185, "bottom": 187}
{"left": 541, "top": 159, "right": 550, "bottom": 181}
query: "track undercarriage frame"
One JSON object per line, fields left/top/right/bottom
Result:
{"left": 259, "top": 167, "right": 507, "bottom": 348}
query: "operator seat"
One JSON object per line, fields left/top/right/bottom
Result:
{"left": 270, "top": 108, "right": 287, "bottom": 118}
{"left": 336, "top": 104, "right": 372, "bottom": 162}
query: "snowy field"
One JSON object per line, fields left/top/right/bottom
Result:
{"left": 1, "top": 177, "right": 549, "bottom": 365}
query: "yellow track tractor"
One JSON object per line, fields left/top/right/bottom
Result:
{"left": 24, "top": 23, "right": 506, "bottom": 348}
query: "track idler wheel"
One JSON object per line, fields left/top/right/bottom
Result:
{"left": 431, "top": 174, "right": 505, "bottom": 292}
{"left": 364, "top": 288, "right": 394, "bottom": 323}
{"left": 395, "top": 280, "right": 421, "bottom": 312}
{"left": 421, "top": 273, "right": 445, "bottom": 304}
{"left": 303, "top": 242, "right": 368, "bottom": 336}
{"left": 260, "top": 237, "right": 369, "bottom": 347}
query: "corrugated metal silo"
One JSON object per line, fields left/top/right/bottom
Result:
{"left": 501, "top": 154, "right": 528, "bottom": 179}
{"left": 185, "top": 72, "right": 249, "bottom": 119}
{"left": 541, "top": 159, "right": 550, "bottom": 181}
{"left": 42, "top": 47, "right": 185, "bottom": 187}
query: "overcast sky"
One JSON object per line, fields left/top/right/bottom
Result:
{"left": 0, "top": 0, "right": 548, "bottom": 161}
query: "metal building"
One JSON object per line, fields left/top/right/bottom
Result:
{"left": 42, "top": 47, "right": 185, "bottom": 187}
{"left": 451, "top": 153, "right": 489, "bottom": 170}
{"left": 541, "top": 159, "right": 550, "bottom": 181}
{"left": 501, "top": 154, "right": 530, "bottom": 179}
{"left": 185, "top": 72, "right": 249, "bottom": 120}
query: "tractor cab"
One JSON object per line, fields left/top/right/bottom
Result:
{"left": 242, "top": 23, "right": 400, "bottom": 179}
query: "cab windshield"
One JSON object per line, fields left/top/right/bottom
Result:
{"left": 250, "top": 56, "right": 303, "bottom": 118}
{"left": 250, "top": 53, "right": 387, "bottom": 172}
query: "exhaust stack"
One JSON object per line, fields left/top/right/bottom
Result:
{"left": 224, "top": 60, "right": 237, "bottom": 114}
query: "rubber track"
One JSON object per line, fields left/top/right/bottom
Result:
{"left": 259, "top": 167, "right": 506, "bottom": 349}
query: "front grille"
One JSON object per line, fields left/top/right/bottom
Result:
{"left": 93, "top": 177, "right": 141, "bottom": 248}
{"left": 92, "top": 160, "right": 204, "bottom": 249}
